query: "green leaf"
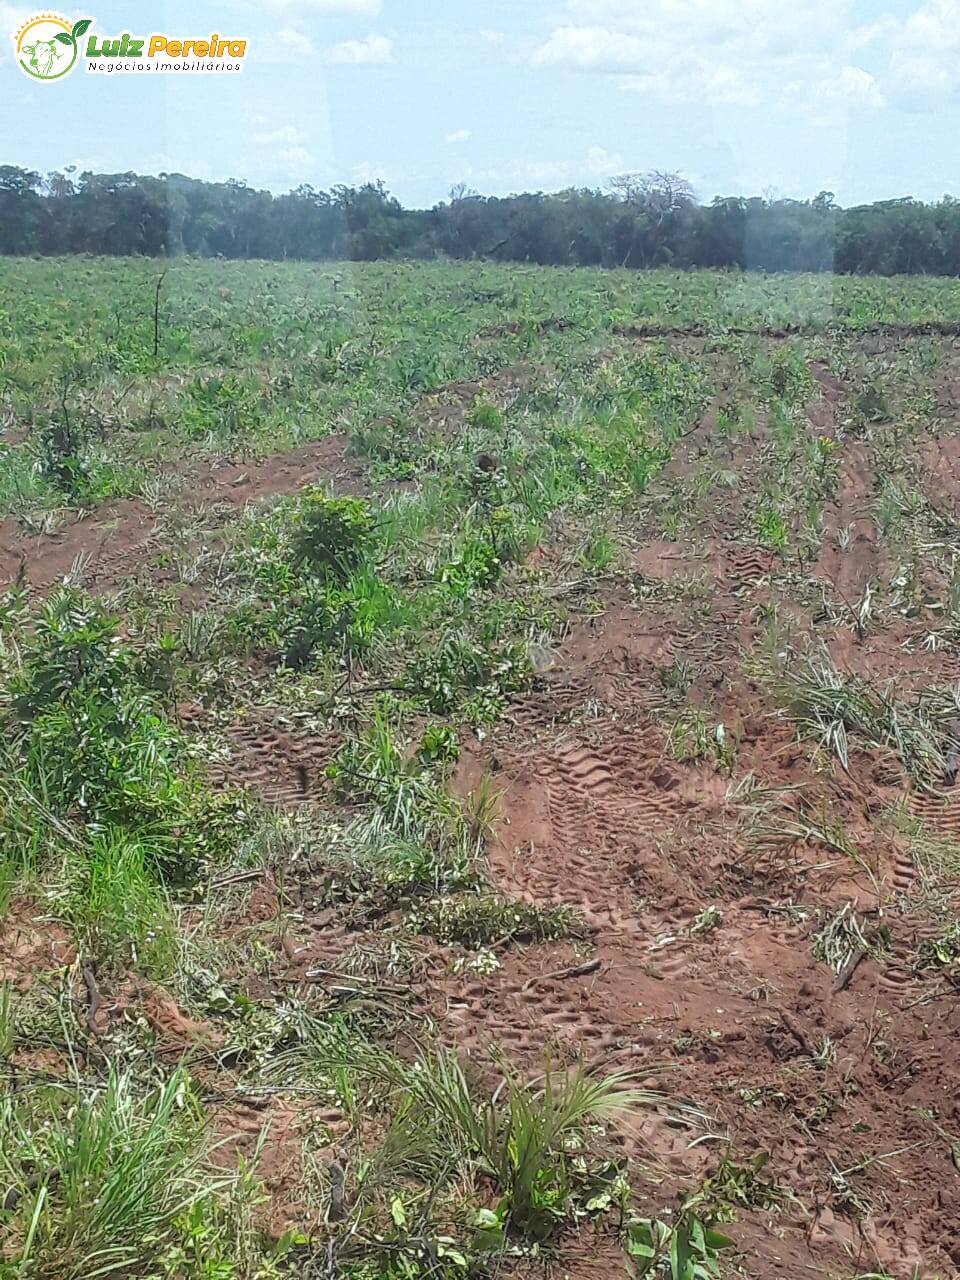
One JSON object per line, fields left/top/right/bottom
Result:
{"left": 389, "top": 1195, "right": 406, "bottom": 1229}
{"left": 72, "top": 17, "right": 92, "bottom": 37}
{"left": 586, "top": 1190, "right": 613, "bottom": 1211}
{"left": 55, "top": 32, "right": 73, "bottom": 44}
{"left": 273, "top": 1229, "right": 310, "bottom": 1255}
{"left": 628, "top": 1243, "right": 656, "bottom": 1259}
{"left": 671, "top": 1224, "right": 696, "bottom": 1280}
{"left": 689, "top": 1217, "right": 707, "bottom": 1252}
{"left": 703, "top": 1228, "right": 736, "bottom": 1251}
{"left": 436, "top": 1243, "right": 467, "bottom": 1268}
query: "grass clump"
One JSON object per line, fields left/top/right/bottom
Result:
{"left": 59, "top": 831, "right": 178, "bottom": 978}
{"left": 317, "top": 813, "right": 478, "bottom": 906}
{"left": 409, "top": 894, "right": 583, "bottom": 950}
{"left": 0, "top": 1067, "right": 296, "bottom": 1279}
{"left": 326, "top": 711, "right": 466, "bottom": 845}
{"left": 915, "top": 921, "right": 960, "bottom": 977}
{"left": 763, "top": 648, "right": 959, "bottom": 785}
{"left": 32, "top": 386, "right": 138, "bottom": 508}
{"left": 667, "top": 709, "right": 737, "bottom": 774}
{"left": 307, "top": 1029, "right": 676, "bottom": 1246}
{"left": 0, "top": 1069, "right": 211, "bottom": 1279}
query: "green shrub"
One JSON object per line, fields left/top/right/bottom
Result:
{"left": 8, "top": 590, "right": 134, "bottom": 721}
{"left": 416, "top": 724, "right": 460, "bottom": 771}
{"left": 466, "top": 397, "right": 504, "bottom": 431}
{"left": 436, "top": 534, "right": 502, "bottom": 596}
{"left": 626, "top": 1201, "right": 735, "bottom": 1279}
{"left": 22, "top": 690, "right": 186, "bottom": 838}
{"left": 326, "top": 711, "right": 466, "bottom": 849}
{"left": 407, "top": 632, "right": 529, "bottom": 717}
{"left": 180, "top": 371, "right": 259, "bottom": 439}
{"left": 2, "top": 590, "right": 249, "bottom": 878}
{"left": 280, "top": 570, "right": 403, "bottom": 669}
{"left": 754, "top": 505, "right": 788, "bottom": 550}
{"left": 291, "top": 492, "right": 373, "bottom": 582}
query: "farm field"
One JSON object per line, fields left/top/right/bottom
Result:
{"left": 1, "top": 257, "right": 959, "bottom": 1280}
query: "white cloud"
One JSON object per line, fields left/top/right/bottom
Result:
{"left": 254, "top": 124, "right": 305, "bottom": 146}
{"left": 467, "top": 146, "right": 635, "bottom": 193}
{"left": 586, "top": 145, "right": 622, "bottom": 175}
{"left": 350, "top": 161, "right": 392, "bottom": 186}
{"left": 563, "top": 0, "right": 848, "bottom": 45}
{"left": 444, "top": 128, "right": 472, "bottom": 145}
{"left": 543, "top": 0, "right": 849, "bottom": 56}
{"left": 531, "top": 1, "right": 901, "bottom": 117}
{"left": 846, "top": 19, "right": 898, "bottom": 51}
{"left": 779, "top": 63, "right": 884, "bottom": 117}
{"left": 889, "top": 0, "right": 960, "bottom": 104}
{"left": 621, "top": 59, "right": 761, "bottom": 106}
{"left": 0, "top": 2, "right": 30, "bottom": 59}
{"left": 274, "top": 28, "right": 314, "bottom": 59}
{"left": 328, "top": 34, "right": 393, "bottom": 64}
{"left": 517, "top": 161, "right": 573, "bottom": 188}
{"left": 275, "top": 146, "right": 313, "bottom": 173}
{"left": 892, "top": 54, "right": 952, "bottom": 98}
{"left": 265, "top": 0, "right": 380, "bottom": 12}
{"left": 901, "top": 0, "right": 960, "bottom": 53}
{"left": 1, "top": 2, "right": 29, "bottom": 25}
{"left": 532, "top": 25, "right": 647, "bottom": 70}
{"left": 479, "top": 29, "right": 505, "bottom": 44}
{"left": 815, "top": 65, "right": 884, "bottom": 109}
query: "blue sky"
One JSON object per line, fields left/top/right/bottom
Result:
{"left": 2, "top": 0, "right": 958, "bottom": 207}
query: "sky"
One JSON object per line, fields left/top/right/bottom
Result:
{"left": 1, "top": 0, "right": 958, "bottom": 207}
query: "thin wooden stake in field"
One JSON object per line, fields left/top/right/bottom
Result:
{"left": 153, "top": 269, "right": 167, "bottom": 360}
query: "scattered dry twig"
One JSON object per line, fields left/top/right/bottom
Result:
{"left": 522, "top": 958, "right": 601, "bottom": 992}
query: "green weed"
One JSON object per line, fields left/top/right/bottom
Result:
{"left": 409, "top": 895, "right": 583, "bottom": 949}
{"left": 307, "top": 1030, "right": 677, "bottom": 1243}
{"left": 0, "top": 1070, "right": 217, "bottom": 1279}
{"left": 625, "top": 1200, "right": 735, "bottom": 1279}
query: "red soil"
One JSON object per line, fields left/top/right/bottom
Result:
{"left": 3, "top": 347, "right": 960, "bottom": 1279}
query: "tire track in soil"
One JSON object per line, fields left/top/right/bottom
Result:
{"left": 209, "top": 717, "right": 344, "bottom": 807}
{"left": 442, "top": 544, "right": 960, "bottom": 1275}
{"left": 908, "top": 785, "right": 960, "bottom": 841}
{"left": 815, "top": 440, "right": 881, "bottom": 597}
{"left": 445, "top": 716, "right": 745, "bottom": 1173}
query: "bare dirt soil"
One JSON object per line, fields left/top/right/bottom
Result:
{"left": 3, "top": 332, "right": 959, "bottom": 1280}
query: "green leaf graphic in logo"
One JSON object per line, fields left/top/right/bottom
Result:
{"left": 72, "top": 18, "right": 92, "bottom": 37}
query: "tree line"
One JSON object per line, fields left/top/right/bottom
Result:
{"left": 3, "top": 164, "right": 960, "bottom": 275}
